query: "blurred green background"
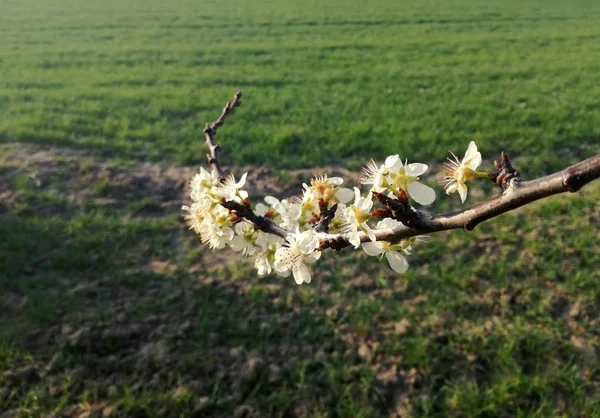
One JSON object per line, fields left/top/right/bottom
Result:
{"left": 1, "top": 0, "right": 599, "bottom": 416}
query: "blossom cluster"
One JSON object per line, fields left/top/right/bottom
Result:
{"left": 183, "top": 142, "right": 487, "bottom": 285}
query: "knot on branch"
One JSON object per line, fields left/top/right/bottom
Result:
{"left": 319, "top": 236, "right": 350, "bottom": 252}
{"left": 490, "top": 151, "right": 522, "bottom": 190}
{"left": 561, "top": 155, "right": 600, "bottom": 192}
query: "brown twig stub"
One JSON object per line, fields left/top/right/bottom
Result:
{"left": 314, "top": 203, "right": 338, "bottom": 233}
{"left": 318, "top": 236, "right": 351, "bottom": 252}
{"left": 490, "top": 151, "right": 521, "bottom": 189}
{"left": 371, "top": 207, "right": 392, "bottom": 219}
{"left": 204, "top": 91, "right": 243, "bottom": 180}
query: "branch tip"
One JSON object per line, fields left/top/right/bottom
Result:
{"left": 203, "top": 90, "right": 243, "bottom": 180}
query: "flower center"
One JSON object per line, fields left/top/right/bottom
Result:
{"left": 216, "top": 213, "right": 233, "bottom": 227}
{"left": 390, "top": 168, "right": 419, "bottom": 191}
{"left": 352, "top": 206, "right": 371, "bottom": 224}
{"left": 243, "top": 227, "right": 257, "bottom": 244}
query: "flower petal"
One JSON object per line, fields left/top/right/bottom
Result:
{"left": 229, "top": 236, "right": 246, "bottom": 252}
{"left": 463, "top": 144, "right": 482, "bottom": 171}
{"left": 384, "top": 154, "right": 400, "bottom": 169}
{"left": 335, "top": 187, "right": 354, "bottom": 204}
{"left": 468, "top": 152, "right": 482, "bottom": 171}
{"left": 275, "top": 268, "right": 290, "bottom": 278}
{"left": 445, "top": 181, "right": 458, "bottom": 195}
{"left": 328, "top": 177, "right": 344, "bottom": 186}
{"left": 407, "top": 182, "right": 436, "bottom": 205}
{"left": 352, "top": 187, "right": 361, "bottom": 205}
{"left": 293, "top": 263, "right": 311, "bottom": 285}
{"left": 386, "top": 250, "right": 409, "bottom": 273}
{"left": 464, "top": 141, "right": 477, "bottom": 159}
{"left": 223, "top": 227, "right": 234, "bottom": 242}
{"left": 362, "top": 242, "right": 384, "bottom": 256}
{"left": 254, "top": 203, "right": 267, "bottom": 216}
{"left": 234, "top": 222, "right": 249, "bottom": 235}
{"left": 457, "top": 182, "right": 468, "bottom": 203}
{"left": 404, "top": 163, "right": 428, "bottom": 177}
{"left": 349, "top": 233, "right": 360, "bottom": 249}
{"left": 264, "top": 196, "right": 279, "bottom": 206}
{"left": 367, "top": 228, "right": 377, "bottom": 243}
{"left": 463, "top": 141, "right": 481, "bottom": 170}
{"left": 298, "top": 232, "right": 319, "bottom": 254}
{"left": 360, "top": 192, "right": 374, "bottom": 212}
{"left": 376, "top": 218, "right": 401, "bottom": 230}
{"left": 274, "top": 247, "right": 295, "bottom": 271}
{"left": 235, "top": 172, "right": 248, "bottom": 188}
{"left": 305, "top": 251, "right": 321, "bottom": 263}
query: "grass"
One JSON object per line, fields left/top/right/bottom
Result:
{"left": 1, "top": 0, "right": 600, "bottom": 173}
{"left": 1, "top": 0, "right": 599, "bottom": 417}
{"left": 1, "top": 153, "right": 598, "bottom": 416}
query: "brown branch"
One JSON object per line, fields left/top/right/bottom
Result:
{"left": 203, "top": 92, "right": 599, "bottom": 251}
{"left": 220, "top": 152, "right": 599, "bottom": 250}
{"left": 329, "top": 153, "right": 600, "bottom": 247}
{"left": 204, "top": 91, "right": 242, "bottom": 180}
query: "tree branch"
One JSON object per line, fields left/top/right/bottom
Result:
{"left": 342, "top": 153, "right": 600, "bottom": 246}
{"left": 203, "top": 92, "right": 599, "bottom": 250}
{"left": 204, "top": 91, "right": 242, "bottom": 180}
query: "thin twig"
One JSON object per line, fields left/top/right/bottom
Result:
{"left": 204, "top": 91, "right": 242, "bottom": 180}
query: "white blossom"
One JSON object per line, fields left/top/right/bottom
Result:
{"left": 229, "top": 221, "right": 261, "bottom": 256}
{"left": 441, "top": 141, "right": 487, "bottom": 203}
{"left": 359, "top": 159, "right": 390, "bottom": 192}
{"left": 361, "top": 219, "right": 424, "bottom": 274}
{"left": 255, "top": 196, "right": 284, "bottom": 225}
{"left": 190, "top": 167, "right": 219, "bottom": 202}
{"left": 344, "top": 187, "right": 376, "bottom": 248}
{"left": 212, "top": 172, "right": 249, "bottom": 203}
{"left": 253, "top": 234, "right": 285, "bottom": 276}
{"left": 305, "top": 174, "right": 353, "bottom": 207}
{"left": 197, "top": 206, "right": 235, "bottom": 250}
{"left": 274, "top": 230, "right": 321, "bottom": 285}
{"left": 384, "top": 155, "right": 436, "bottom": 206}
{"left": 273, "top": 199, "right": 302, "bottom": 231}
{"left": 297, "top": 189, "right": 320, "bottom": 228}
{"left": 263, "top": 197, "right": 301, "bottom": 231}
{"left": 328, "top": 202, "right": 348, "bottom": 234}
{"left": 181, "top": 195, "right": 212, "bottom": 234}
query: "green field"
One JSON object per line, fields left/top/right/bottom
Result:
{"left": 2, "top": 0, "right": 600, "bottom": 171}
{"left": 1, "top": 0, "right": 599, "bottom": 417}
